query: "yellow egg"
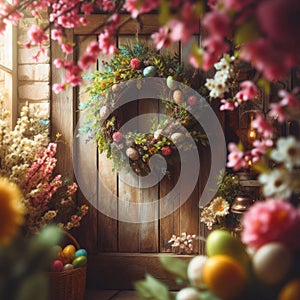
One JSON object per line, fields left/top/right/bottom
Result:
{"left": 62, "top": 244, "right": 76, "bottom": 262}
{"left": 203, "top": 255, "right": 247, "bottom": 300}
{"left": 278, "top": 279, "right": 300, "bottom": 300}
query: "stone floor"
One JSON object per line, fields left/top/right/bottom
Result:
{"left": 85, "top": 290, "right": 140, "bottom": 300}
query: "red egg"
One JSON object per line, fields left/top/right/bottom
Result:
{"left": 51, "top": 260, "right": 64, "bottom": 272}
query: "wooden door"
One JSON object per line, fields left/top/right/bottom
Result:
{"left": 51, "top": 14, "right": 214, "bottom": 289}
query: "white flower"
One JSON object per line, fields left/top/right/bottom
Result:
{"left": 271, "top": 136, "right": 300, "bottom": 169}
{"left": 209, "top": 196, "right": 230, "bottom": 217}
{"left": 200, "top": 207, "right": 216, "bottom": 230}
{"left": 187, "top": 255, "right": 207, "bottom": 288}
{"left": 259, "top": 168, "right": 292, "bottom": 199}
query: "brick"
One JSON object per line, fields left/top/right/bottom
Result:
{"left": 18, "top": 64, "right": 50, "bottom": 81}
{"left": 18, "top": 47, "right": 50, "bottom": 64}
{"left": 19, "top": 82, "right": 50, "bottom": 100}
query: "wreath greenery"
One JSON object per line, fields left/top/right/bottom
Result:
{"left": 80, "top": 41, "right": 208, "bottom": 176}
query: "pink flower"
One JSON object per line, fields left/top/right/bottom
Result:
{"left": 252, "top": 113, "right": 273, "bottom": 138}
{"left": 242, "top": 199, "right": 300, "bottom": 250}
{"left": 151, "top": 27, "right": 170, "bottom": 50}
{"left": 51, "top": 29, "right": 63, "bottom": 44}
{"left": 202, "top": 11, "right": 231, "bottom": 38}
{"left": 236, "top": 80, "right": 258, "bottom": 102}
{"left": 62, "top": 43, "right": 73, "bottom": 54}
{"left": 112, "top": 131, "right": 123, "bottom": 143}
{"left": 257, "top": 0, "right": 300, "bottom": 53}
{"left": 268, "top": 102, "right": 286, "bottom": 123}
{"left": 130, "top": 58, "right": 142, "bottom": 70}
{"left": 123, "top": 0, "right": 159, "bottom": 18}
{"left": 278, "top": 89, "right": 300, "bottom": 107}
{"left": 169, "top": 20, "right": 191, "bottom": 44}
{"left": 81, "top": 2, "right": 94, "bottom": 14}
{"left": 220, "top": 99, "right": 238, "bottom": 111}
{"left": 251, "top": 139, "right": 274, "bottom": 158}
{"left": 227, "top": 142, "right": 246, "bottom": 170}
{"left": 162, "top": 146, "right": 172, "bottom": 156}
{"left": 27, "top": 24, "right": 48, "bottom": 46}
{"left": 99, "top": 29, "right": 116, "bottom": 54}
{"left": 79, "top": 52, "right": 98, "bottom": 69}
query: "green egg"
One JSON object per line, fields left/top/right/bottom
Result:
{"left": 143, "top": 66, "right": 156, "bottom": 77}
{"left": 72, "top": 256, "right": 87, "bottom": 268}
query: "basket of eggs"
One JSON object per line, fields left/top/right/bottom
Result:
{"left": 48, "top": 231, "right": 87, "bottom": 300}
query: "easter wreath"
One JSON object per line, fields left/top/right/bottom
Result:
{"left": 80, "top": 41, "right": 208, "bottom": 176}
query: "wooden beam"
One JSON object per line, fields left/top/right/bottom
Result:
{"left": 86, "top": 253, "right": 193, "bottom": 290}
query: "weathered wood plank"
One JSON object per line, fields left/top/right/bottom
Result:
{"left": 75, "top": 35, "right": 99, "bottom": 253}
{"left": 96, "top": 38, "right": 119, "bottom": 252}
{"left": 74, "top": 14, "right": 201, "bottom": 36}
{"left": 87, "top": 253, "right": 194, "bottom": 290}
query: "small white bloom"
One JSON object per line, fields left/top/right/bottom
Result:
{"left": 176, "top": 287, "right": 199, "bottom": 300}
{"left": 259, "top": 168, "right": 292, "bottom": 199}
{"left": 271, "top": 136, "right": 300, "bottom": 169}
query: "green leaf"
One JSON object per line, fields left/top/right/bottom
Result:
{"left": 257, "top": 78, "right": 271, "bottom": 96}
{"left": 135, "top": 274, "right": 171, "bottom": 300}
{"left": 190, "top": 44, "right": 203, "bottom": 68}
{"left": 253, "top": 162, "right": 269, "bottom": 174}
{"left": 159, "top": 256, "right": 188, "bottom": 281}
{"left": 234, "top": 20, "right": 261, "bottom": 46}
{"left": 159, "top": 0, "right": 170, "bottom": 24}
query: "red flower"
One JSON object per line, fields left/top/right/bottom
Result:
{"left": 162, "top": 146, "right": 172, "bottom": 156}
{"left": 130, "top": 58, "right": 142, "bottom": 70}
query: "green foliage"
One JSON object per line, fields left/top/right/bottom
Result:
{"left": 135, "top": 274, "right": 172, "bottom": 300}
{"left": 80, "top": 40, "right": 208, "bottom": 176}
{"left": 0, "top": 225, "right": 62, "bottom": 300}
{"left": 159, "top": 256, "right": 188, "bottom": 282}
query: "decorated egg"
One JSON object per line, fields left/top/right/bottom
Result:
{"left": 173, "top": 90, "right": 184, "bottom": 104}
{"left": 187, "top": 255, "right": 208, "bottom": 288}
{"left": 166, "top": 76, "right": 177, "bottom": 90}
{"left": 99, "top": 106, "right": 110, "bottom": 120}
{"left": 111, "top": 83, "right": 119, "bottom": 92}
{"left": 252, "top": 242, "right": 292, "bottom": 285}
{"left": 63, "top": 263, "right": 74, "bottom": 271}
{"left": 176, "top": 287, "right": 199, "bottom": 300}
{"left": 51, "top": 259, "right": 64, "bottom": 272}
{"left": 72, "top": 256, "right": 87, "bottom": 268}
{"left": 126, "top": 147, "right": 139, "bottom": 160}
{"left": 206, "top": 229, "right": 249, "bottom": 269}
{"left": 62, "top": 244, "right": 76, "bottom": 262}
{"left": 171, "top": 132, "right": 185, "bottom": 144}
{"left": 76, "top": 249, "right": 87, "bottom": 257}
{"left": 143, "top": 66, "right": 156, "bottom": 77}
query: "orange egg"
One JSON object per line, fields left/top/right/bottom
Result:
{"left": 57, "top": 251, "right": 71, "bottom": 264}
{"left": 278, "top": 279, "right": 300, "bottom": 300}
{"left": 62, "top": 244, "right": 76, "bottom": 262}
{"left": 203, "top": 255, "right": 247, "bottom": 300}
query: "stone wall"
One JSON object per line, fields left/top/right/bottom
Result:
{"left": 17, "top": 15, "right": 50, "bottom": 119}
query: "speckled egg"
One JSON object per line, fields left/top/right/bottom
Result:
{"left": 143, "top": 66, "right": 156, "bottom": 77}
{"left": 187, "top": 255, "right": 208, "bottom": 288}
{"left": 252, "top": 242, "right": 292, "bottom": 285}
{"left": 126, "top": 147, "right": 139, "bottom": 160}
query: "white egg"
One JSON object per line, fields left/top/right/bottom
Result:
{"left": 252, "top": 242, "right": 292, "bottom": 285}
{"left": 176, "top": 287, "right": 199, "bottom": 300}
{"left": 126, "top": 147, "right": 139, "bottom": 160}
{"left": 187, "top": 255, "right": 207, "bottom": 288}
{"left": 99, "top": 106, "right": 109, "bottom": 120}
{"left": 171, "top": 132, "right": 185, "bottom": 144}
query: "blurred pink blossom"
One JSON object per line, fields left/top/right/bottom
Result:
{"left": 252, "top": 113, "right": 273, "bottom": 139}
{"left": 236, "top": 80, "right": 258, "bottom": 102}
{"left": 220, "top": 99, "right": 238, "bottom": 111}
{"left": 242, "top": 199, "right": 300, "bottom": 250}
{"left": 227, "top": 142, "right": 246, "bottom": 170}
{"left": 151, "top": 27, "right": 170, "bottom": 50}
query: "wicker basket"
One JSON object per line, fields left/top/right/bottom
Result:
{"left": 48, "top": 231, "right": 87, "bottom": 300}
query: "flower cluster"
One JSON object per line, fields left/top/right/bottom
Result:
{"left": 0, "top": 95, "right": 87, "bottom": 235}
{"left": 200, "top": 171, "right": 240, "bottom": 231}
{"left": 168, "top": 232, "right": 197, "bottom": 255}
{"left": 80, "top": 41, "right": 207, "bottom": 176}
